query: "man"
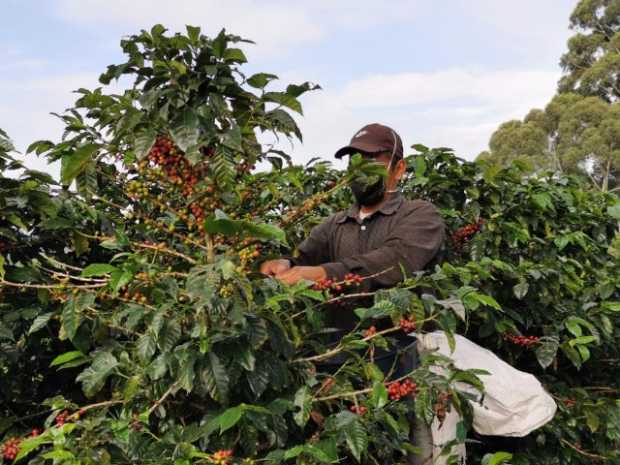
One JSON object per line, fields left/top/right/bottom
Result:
{"left": 260, "top": 122, "right": 445, "bottom": 326}
{"left": 260, "top": 123, "right": 445, "bottom": 464}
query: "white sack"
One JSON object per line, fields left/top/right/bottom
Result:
{"left": 416, "top": 331, "right": 557, "bottom": 437}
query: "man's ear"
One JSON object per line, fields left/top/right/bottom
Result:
{"left": 395, "top": 158, "right": 406, "bottom": 180}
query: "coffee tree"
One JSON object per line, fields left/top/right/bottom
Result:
{"left": 0, "top": 27, "right": 480, "bottom": 465}
{"left": 1, "top": 25, "right": 619, "bottom": 465}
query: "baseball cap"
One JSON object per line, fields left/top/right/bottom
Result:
{"left": 334, "top": 123, "right": 403, "bottom": 159}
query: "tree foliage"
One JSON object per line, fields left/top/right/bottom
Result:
{"left": 1, "top": 25, "right": 620, "bottom": 465}
{"left": 478, "top": 0, "right": 620, "bottom": 193}
{"left": 559, "top": 0, "right": 620, "bottom": 102}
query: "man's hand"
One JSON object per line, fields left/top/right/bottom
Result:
{"left": 275, "top": 266, "right": 327, "bottom": 286}
{"left": 259, "top": 259, "right": 291, "bottom": 277}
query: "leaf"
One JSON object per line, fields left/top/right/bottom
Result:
{"left": 223, "top": 48, "right": 247, "bottom": 63}
{"left": 14, "top": 434, "right": 47, "bottom": 462}
{"left": 212, "top": 29, "right": 227, "bottom": 58}
{"left": 134, "top": 128, "right": 156, "bottom": 160}
{"left": 110, "top": 269, "right": 134, "bottom": 294}
{"left": 50, "top": 351, "right": 86, "bottom": 367}
{"left": 158, "top": 320, "right": 181, "bottom": 352}
{"left": 513, "top": 281, "right": 529, "bottom": 300}
{"left": 221, "top": 125, "right": 243, "bottom": 151}
{"left": 344, "top": 418, "right": 368, "bottom": 463}
{"left": 177, "top": 354, "right": 196, "bottom": 392}
{"left": 61, "top": 293, "right": 95, "bottom": 341}
{"left": 247, "top": 73, "right": 278, "bottom": 89}
{"left": 148, "top": 354, "right": 169, "bottom": 380}
{"left": 532, "top": 192, "right": 554, "bottom": 210}
{"left": 411, "top": 144, "right": 428, "bottom": 153}
{"left": 283, "top": 445, "right": 304, "bottom": 460}
{"left": 569, "top": 335, "right": 597, "bottom": 347}
{"left": 28, "top": 312, "right": 54, "bottom": 335}
{"left": 60, "top": 144, "right": 98, "bottom": 186}
{"left": 76, "top": 352, "right": 118, "bottom": 397}
{"left": 81, "top": 263, "right": 117, "bottom": 277}
{"left": 602, "top": 302, "right": 620, "bottom": 312}
{"left": 124, "top": 375, "right": 142, "bottom": 401}
{"left": 0, "top": 254, "right": 4, "bottom": 280}
{"left": 171, "top": 109, "right": 199, "bottom": 152}
{"left": 203, "top": 215, "right": 287, "bottom": 245}
{"left": 535, "top": 338, "right": 559, "bottom": 369}
{"left": 26, "top": 139, "right": 54, "bottom": 155}
{"left": 476, "top": 293, "right": 502, "bottom": 310}
{"left": 218, "top": 406, "right": 244, "bottom": 433}
{"left": 244, "top": 222, "right": 288, "bottom": 245}
{"left": 481, "top": 452, "right": 513, "bottom": 465}
{"left": 186, "top": 25, "right": 200, "bottom": 42}
{"left": 246, "top": 358, "right": 268, "bottom": 398}
{"left": 370, "top": 382, "right": 388, "bottom": 409}
{"left": 137, "top": 332, "right": 157, "bottom": 362}
{"left": 585, "top": 408, "right": 600, "bottom": 433}
{"left": 293, "top": 386, "right": 312, "bottom": 428}
{"left": 201, "top": 352, "right": 229, "bottom": 402}
{"left": 607, "top": 203, "right": 620, "bottom": 220}
{"left": 0, "top": 320, "right": 13, "bottom": 341}
{"left": 263, "top": 91, "right": 303, "bottom": 115}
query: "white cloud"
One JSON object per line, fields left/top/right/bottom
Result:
{"left": 339, "top": 69, "right": 559, "bottom": 108}
{"left": 287, "top": 67, "right": 560, "bottom": 164}
{"left": 56, "top": 0, "right": 323, "bottom": 57}
{"left": 55, "top": 0, "right": 429, "bottom": 58}
{"left": 0, "top": 73, "right": 103, "bottom": 178}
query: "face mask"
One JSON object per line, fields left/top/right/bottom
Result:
{"left": 349, "top": 170, "right": 386, "bottom": 206}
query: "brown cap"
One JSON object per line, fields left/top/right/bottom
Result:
{"left": 334, "top": 123, "right": 403, "bottom": 159}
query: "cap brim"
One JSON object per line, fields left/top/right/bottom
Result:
{"left": 334, "top": 141, "right": 383, "bottom": 159}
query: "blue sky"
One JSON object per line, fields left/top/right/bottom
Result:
{"left": 1, "top": 0, "right": 577, "bottom": 177}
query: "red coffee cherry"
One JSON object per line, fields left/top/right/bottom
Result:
{"left": 1, "top": 437, "right": 22, "bottom": 461}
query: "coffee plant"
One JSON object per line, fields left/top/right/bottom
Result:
{"left": 1, "top": 25, "right": 619, "bottom": 465}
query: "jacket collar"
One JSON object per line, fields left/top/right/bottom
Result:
{"left": 336, "top": 192, "right": 404, "bottom": 223}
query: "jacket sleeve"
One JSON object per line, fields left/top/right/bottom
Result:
{"left": 320, "top": 202, "right": 445, "bottom": 289}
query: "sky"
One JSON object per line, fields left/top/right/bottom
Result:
{"left": 1, "top": 0, "right": 577, "bottom": 178}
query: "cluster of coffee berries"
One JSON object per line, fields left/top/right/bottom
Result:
{"left": 503, "top": 333, "right": 540, "bottom": 347}
{"left": 313, "top": 278, "right": 338, "bottom": 291}
{"left": 147, "top": 137, "right": 201, "bottom": 195}
{"left": 387, "top": 379, "right": 418, "bottom": 401}
{"left": 312, "top": 273, "right": 363, "bottom": 293}
{"left": 219, "top": 283, "right": 234, "bottom": 298}
{"left": 142, "top": 136, "right": 220, "bottom": 232}
{"left": 349, "top": 405, "right": 368, "bottom": 415}
{"left": 50, "top": 288, "right": 69, "bottom": 303}
{"left": 1, "top": 437, "right": 22, "bottom": 461}
{"left": 127, "top": 180, "right": 149, "bottom": 200}
{"left": 237, "top": 244, "right": 261, "bottom": 272}
{"left": 121, "top": 289, "right": 147, "bottom": 304}
{"left": 364, "top": 326, "right": 377, "bottom": 338}
{"left": 451, "top": 218, "right": 485, "bottom": 249}
{"left": 434, "top": 391, "right": 450, "bottom": 423}
{"left": 344, "top": 273, "right": 364, "bottom": 285}
{"left": 399, "top": 318, "right": 416, "bottom": 334}
{"left": 55, "top": 410, "right": 69, "bottom": 427}
{"left": 211, "top": 449, "right": 233, "bottom": 465}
